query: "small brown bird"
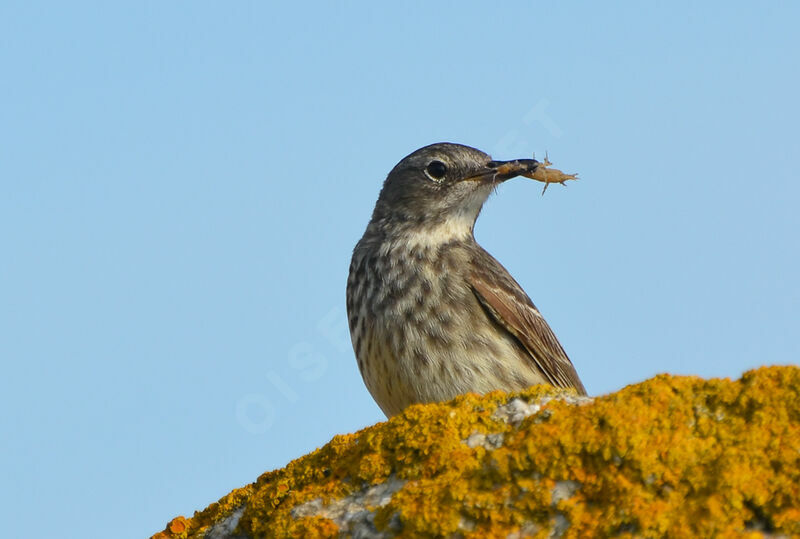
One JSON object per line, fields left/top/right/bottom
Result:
{"left": 346, "top": 143, "right": 586, "bottom": 417}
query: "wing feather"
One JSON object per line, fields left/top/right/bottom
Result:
{"left": 469, "top": 249, "right": 586, "bottom": 394}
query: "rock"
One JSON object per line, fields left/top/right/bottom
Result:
{"left": 152, "top": 366, "right": 800, "bottom": 538}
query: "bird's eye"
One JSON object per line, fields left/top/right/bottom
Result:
{"left": 424, "top": 160, "right": 448, "bottom": 181}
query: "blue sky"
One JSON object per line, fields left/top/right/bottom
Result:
{"left": 1, "top": 2, "right": 798, "bottom": 537}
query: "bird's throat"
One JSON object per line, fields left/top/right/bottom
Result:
{"left": 400, "top": 215, "right": 475, "bottom": 250}
{"left": 370, "top": 184, "right": 491, "bottom": 252}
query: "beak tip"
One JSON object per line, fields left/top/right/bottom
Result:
{"left": 488, "top": 158, "right": 540, "bottom": 180}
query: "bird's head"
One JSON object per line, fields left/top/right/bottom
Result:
{"left": 369, "top": 142, "right": 539, "bottom": 241}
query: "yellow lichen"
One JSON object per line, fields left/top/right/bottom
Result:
{"left": 151, "top": 367, "right": 800, "bottom": 538}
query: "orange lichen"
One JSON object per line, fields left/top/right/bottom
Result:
{"left": 167, "top": 517, "right": 187, "bottom": 534}
{"left": 151, "top": 367, "right": 800, "bottom": 538}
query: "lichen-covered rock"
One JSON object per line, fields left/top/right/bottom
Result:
{"left": 152, "top": 366, "right": 800, "bottom": 538}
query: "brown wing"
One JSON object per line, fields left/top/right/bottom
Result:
{"left": 469, "top": 248, "right": 587, "bottom": 395}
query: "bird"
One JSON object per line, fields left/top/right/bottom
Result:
{"left": 346, "top": 142, "right": 586, "bottom": 417}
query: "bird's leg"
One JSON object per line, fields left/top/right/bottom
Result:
{"left": 521, "top": 152, "right": 579, "bottom": 195}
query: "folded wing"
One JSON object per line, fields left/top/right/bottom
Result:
{"left": 469, "top": 250, "right": 586, "bottom": 394}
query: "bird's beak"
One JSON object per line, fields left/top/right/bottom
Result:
{"left": 466, "top": 159, "right": 540, "bottom": 183}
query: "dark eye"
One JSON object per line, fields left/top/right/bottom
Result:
{"left": 425, "top": 160, "right": 447, "bottom": 181}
